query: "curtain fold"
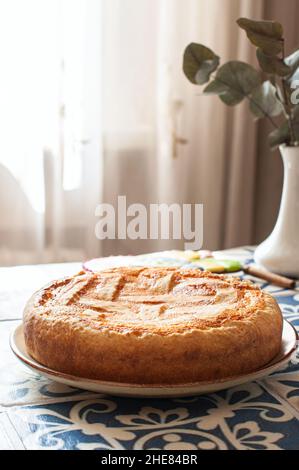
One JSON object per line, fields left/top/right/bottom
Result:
{"left": 155, "top": 0, "right": 264, "bottom": 250}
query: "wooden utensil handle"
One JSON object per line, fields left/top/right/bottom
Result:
{"left": 243, "top": 265, "right": 296, "bottom": 289}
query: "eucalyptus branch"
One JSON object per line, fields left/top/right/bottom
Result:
{"left": 183, "top": 17, "right": 299, "bottom": 149}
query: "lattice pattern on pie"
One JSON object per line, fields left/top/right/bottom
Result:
{"left": 24, "top": 266, "right": 283, "bottom": 384}
{"left": 34, "top": 267, "right": 268, "bottom": 330}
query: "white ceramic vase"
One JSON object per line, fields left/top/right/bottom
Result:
{"left": 254, "top": 144, "right": 299, "bottom": 278}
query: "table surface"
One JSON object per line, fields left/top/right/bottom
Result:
{"left": 0, "top": 247, "right": 298, "bottom": 450}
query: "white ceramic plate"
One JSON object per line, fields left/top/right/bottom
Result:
{"left": 10, "top": 321, "right": 298, "bottom": 398}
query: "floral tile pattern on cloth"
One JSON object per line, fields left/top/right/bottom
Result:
{"left": 0, "top": 321, "right": 101, "bottom": 409}
{"left": 6, "top": 382, "right": 299, "bottom": 450}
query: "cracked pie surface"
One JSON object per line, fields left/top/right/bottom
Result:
{"left": 23, "top": 267, "right": 283, "bottom": 384}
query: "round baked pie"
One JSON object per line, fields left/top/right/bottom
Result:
{"left": 23, "top": 267, "right": 283, "bottom": 384}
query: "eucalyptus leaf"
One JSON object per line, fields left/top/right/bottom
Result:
{"left": 269, "top": 122, "right": 290, "bottom": 149}
{"left": 237, "top": 18, "right": 283, "bottom": 55}
{"left": 256, "top": 49, "right": 291, "bottom": 76}
{"left": 183, "top": 43, "right": 219, "bottom": 85}
{"left": 274, "top": 83, "right": 284, "bottom": 103}
{"left": 288, "top": 67, "right": 299, "bottom": 87}
{"left": 204, "top": 61, "right": 260, "bottom": 106}
{"left": 250, "top": 81, "right": 283, "bottom": 118}
{"left": 285, "top": 50, "right": 299, "bottom": 85}
{"left": 285, "top": 50, "right": 299, "bottom": 71}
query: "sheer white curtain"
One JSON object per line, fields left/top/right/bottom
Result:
{"left": 1, "top": 0, "right": 288, "bottom": 266}
{"left": 0, "top": 0, "right": 102, "bottom": 265}
{"left": 101, "top": 0, "right": 264, "bottom": 255}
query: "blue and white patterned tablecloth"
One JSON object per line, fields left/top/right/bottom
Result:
{"left": 0, "top": 248, "right": 298, "bottom": 450}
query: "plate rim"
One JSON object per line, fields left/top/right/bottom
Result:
{"left": 10, "top": 320, "right": 298, "bottom": 393}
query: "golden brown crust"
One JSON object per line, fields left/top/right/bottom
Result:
{"left": 23, "top": 267, "right": 283, "bottom": 384}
